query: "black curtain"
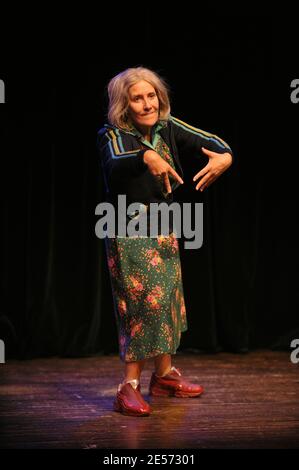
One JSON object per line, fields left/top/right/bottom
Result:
{"left": 1, "top": 13, "right": 298, "bottom": 359}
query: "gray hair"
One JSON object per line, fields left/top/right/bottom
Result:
{"left": 107, "top": 67, "right": 171, "bottom": 130}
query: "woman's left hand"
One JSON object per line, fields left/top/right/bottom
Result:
{"left": 193, "top": 147, "right": 233, "bottom": 191}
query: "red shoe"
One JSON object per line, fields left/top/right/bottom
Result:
{"left": 113, "top": 380, "right": 151, "bottom": 417}
{"left": 149, "top": 367, "right": 204, "bottom": 398}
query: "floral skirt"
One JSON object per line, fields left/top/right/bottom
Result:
{"left": 105, "top": 233, "right": 188, "bottom": 362}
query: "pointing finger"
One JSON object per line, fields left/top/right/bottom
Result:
{"left": 168, "top": 166, "right": 184, "bottom": 185}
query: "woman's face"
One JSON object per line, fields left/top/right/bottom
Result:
{"left": 127, "top": 80, "right": 159, "bottom": 130}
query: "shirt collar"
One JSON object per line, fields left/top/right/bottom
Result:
{"left": 124, "top": 119, "right": 168, "bottom": 148}
{"left": 114, "top": 118, "right": 168, "bottom": 136}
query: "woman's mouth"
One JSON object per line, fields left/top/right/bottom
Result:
{"left": 141, "top": 112, "right": 156, "bottom": 117}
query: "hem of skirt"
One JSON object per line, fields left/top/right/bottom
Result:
{"left": 120, "top": 337, "right": 188, "bottom": 363}
{"left": 120, "top": 349, "right": 179, "bottom": 363}
{"left": 119, "top": 326, "right": 188, "bottom": 363}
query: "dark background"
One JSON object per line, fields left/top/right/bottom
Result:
{"left": 0, "top": 12, "right": 298, "bottom": 359}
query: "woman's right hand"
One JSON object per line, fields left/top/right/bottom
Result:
{"left": 143, "top": 150, "right": 184, "bottom": 194}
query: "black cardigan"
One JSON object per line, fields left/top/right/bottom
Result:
{"left": 97, "top": 115, "right": 233, "bottom": 207}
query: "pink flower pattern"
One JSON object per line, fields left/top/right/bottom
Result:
{"left": 106, "top": 233, "right": 187, "bottom": 362}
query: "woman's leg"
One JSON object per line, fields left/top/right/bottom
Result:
{"left": 154, "top": 353, "right": 172, "bottom": 376}
{"left": 124, "top": 359, "right": 146, "bottom": 382}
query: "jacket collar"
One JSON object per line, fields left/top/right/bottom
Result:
{"left": 104, "top": 118, "right": 168, "bottom": 137}
{"left": 105, "top": 119, "right": 169, "bottom": 151}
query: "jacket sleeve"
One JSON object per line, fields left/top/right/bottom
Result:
{"left": 97, "top": 127, "right": 148, "bottom": 184}
{"left": 170, "top": 116, "right": 233, "bottom": 161}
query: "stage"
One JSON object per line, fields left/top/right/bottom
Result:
{"left": 0, "top": 350, "right": 298, "bottom": 449}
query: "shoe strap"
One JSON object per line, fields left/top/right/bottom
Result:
{"left": 170, "top": 366, "right": 181, "bottom": 376}
{"left": 156, "top": 366, "right": 181, "bottom": 378}
{"left": 118, "top": 379, "right": 140, "bottom": 392}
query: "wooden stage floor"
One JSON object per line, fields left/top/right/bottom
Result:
{"left": 0, "top": 350, "right": 298, "bottom": 449}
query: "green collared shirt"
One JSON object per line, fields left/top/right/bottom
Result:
{"left": 124, "top": 119, "right": 168, "bottom": 151}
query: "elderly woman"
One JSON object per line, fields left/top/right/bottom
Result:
{"left": 97, "top": 67, "right": 233, "bottom": 416}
